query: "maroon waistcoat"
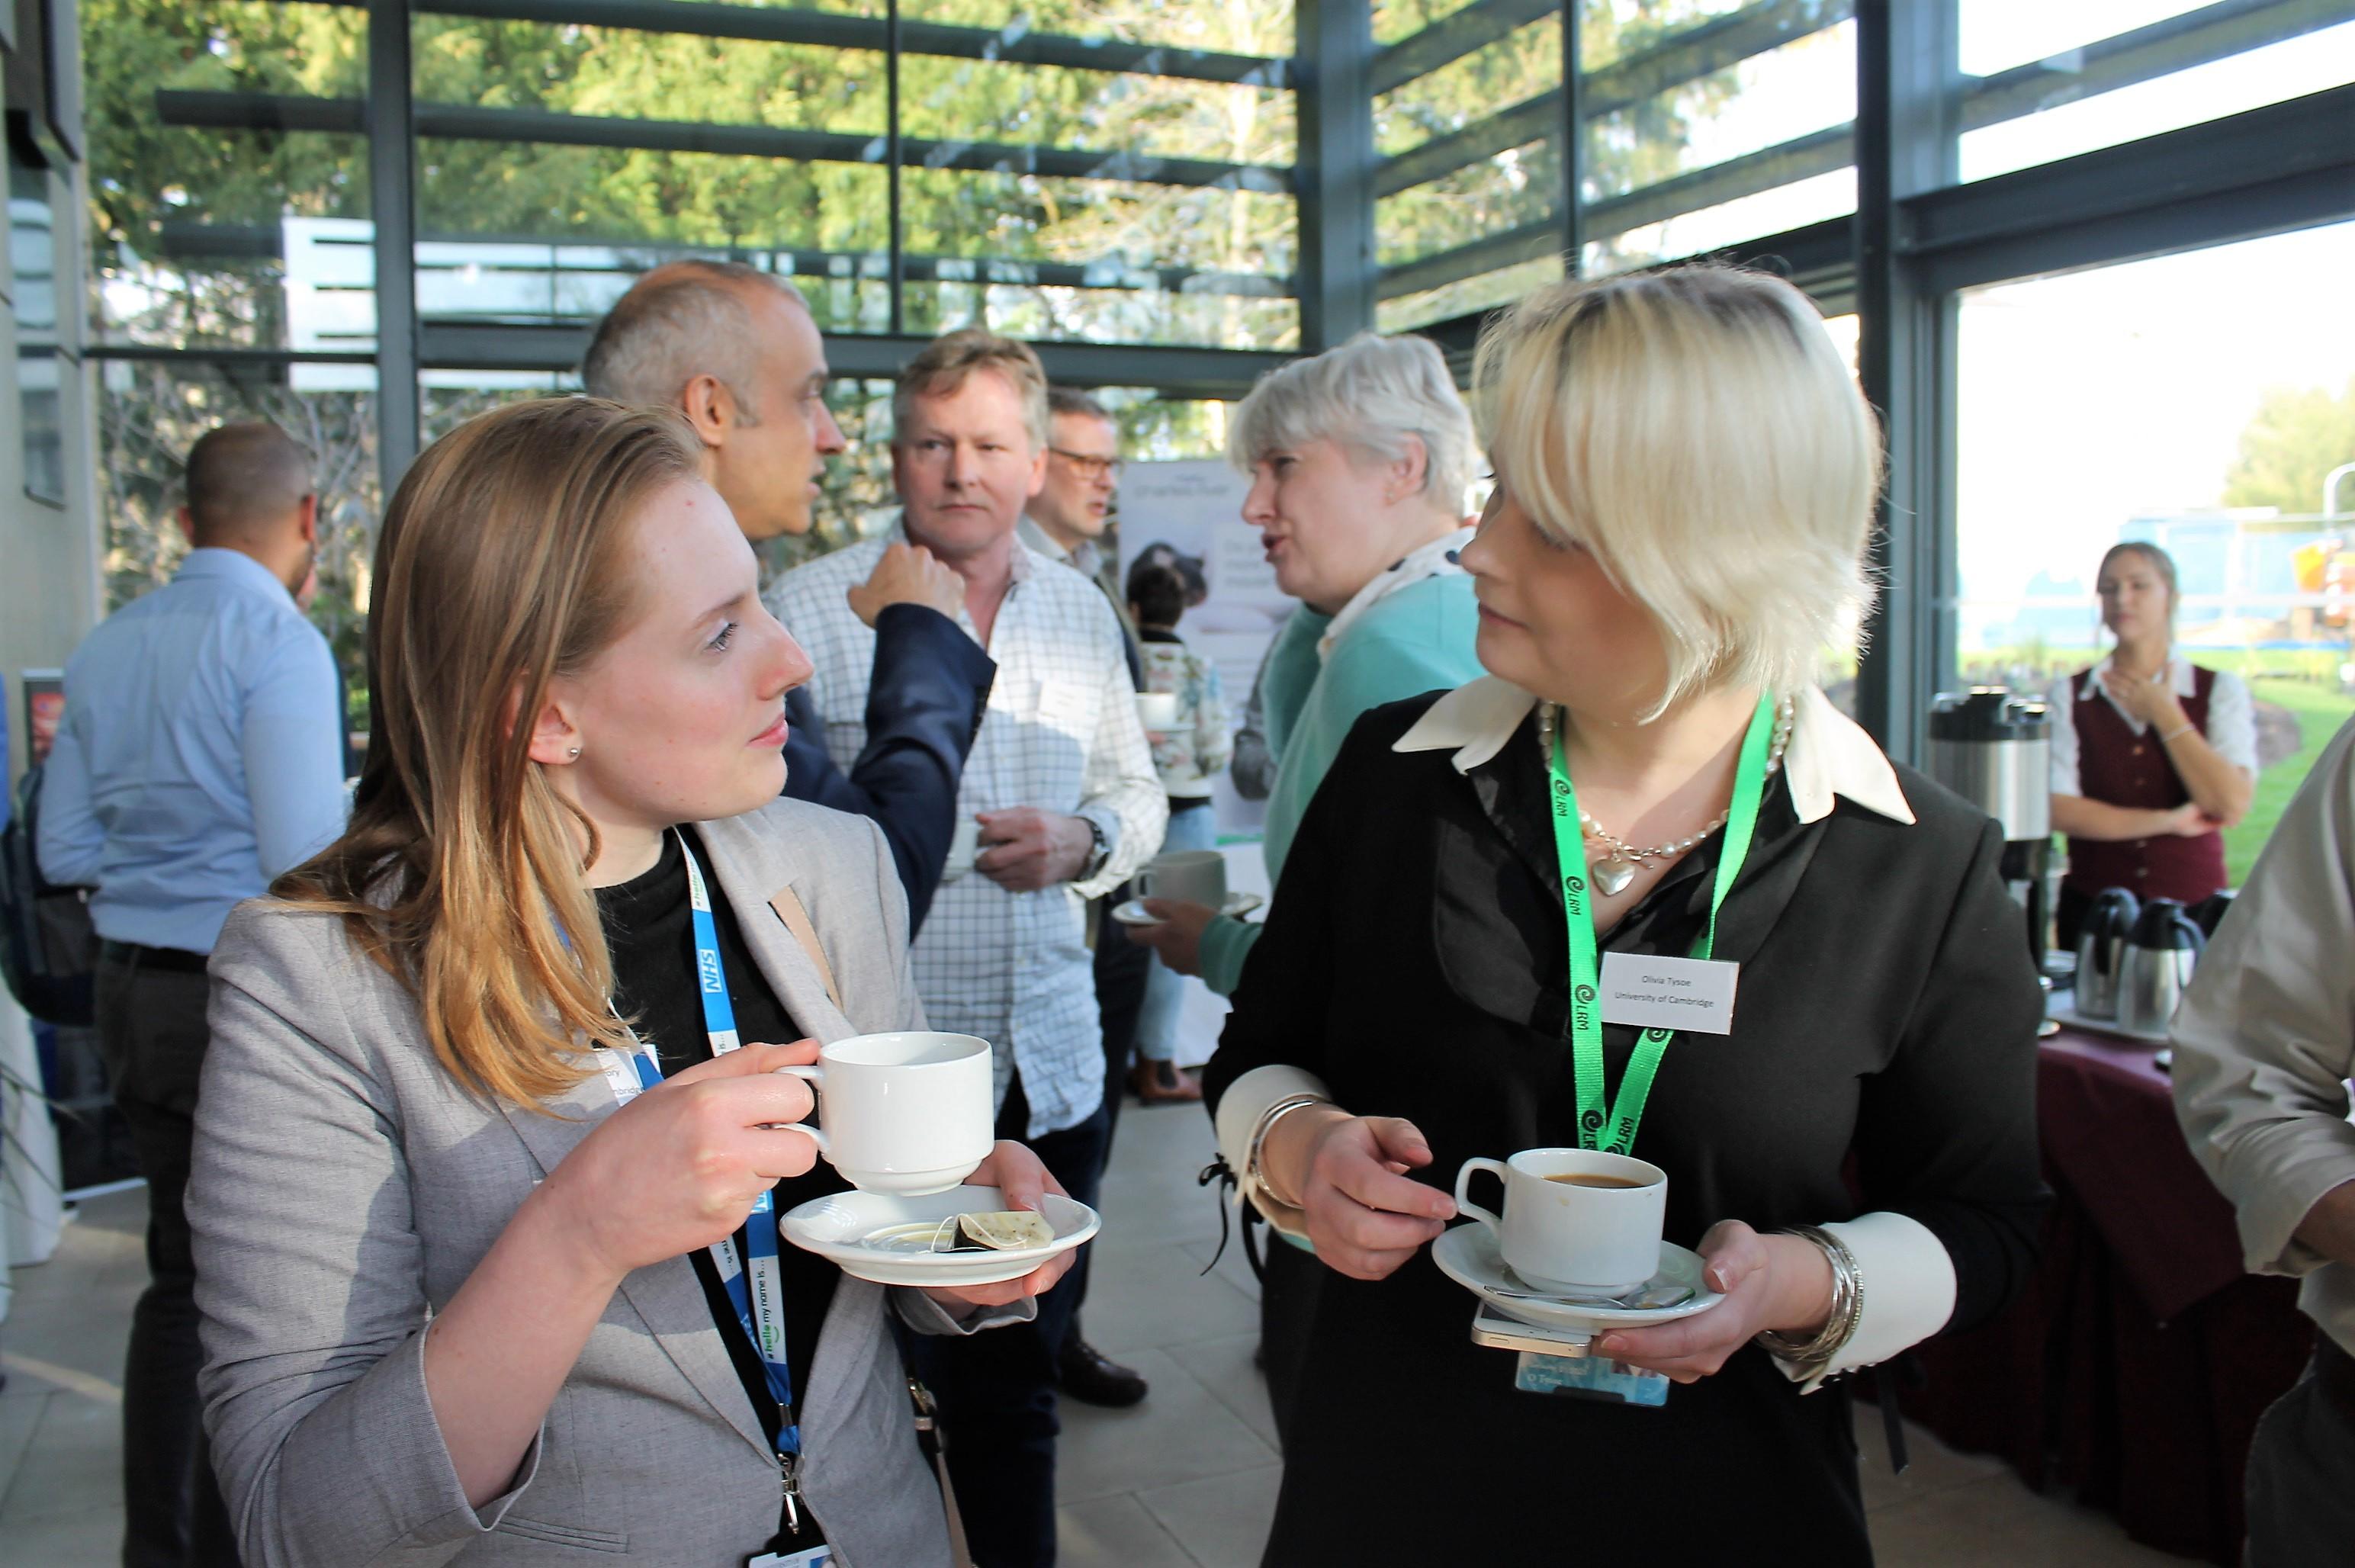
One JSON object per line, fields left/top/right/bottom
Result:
{"left": 2064, "top": 664, "right": 2228, "bottom": 902}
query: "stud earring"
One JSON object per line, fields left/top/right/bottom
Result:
{"left": 567, "top": 746, "right": 582, "bottom": 759}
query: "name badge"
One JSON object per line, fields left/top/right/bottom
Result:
{"left": 1596, "top": 953, "right": 1738, "bottom": 1035}
{"left": 747, "top": 1547, "right": 831, "bottom": 1568}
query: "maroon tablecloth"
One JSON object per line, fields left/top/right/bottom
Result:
{"left": 1867, "top": 1027, "right": 2312, "bottom": 1564}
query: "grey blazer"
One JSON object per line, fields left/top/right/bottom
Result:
{"left": 191, "top": 799, "right": 993, "bottom": 1567}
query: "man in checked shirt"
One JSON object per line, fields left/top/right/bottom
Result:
{"left": 766, "top": 329, "right": 1165, "bottom": 1568}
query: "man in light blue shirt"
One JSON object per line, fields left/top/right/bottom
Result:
{"left": 38, "top": 419, "right": 345, "bottom": 1568}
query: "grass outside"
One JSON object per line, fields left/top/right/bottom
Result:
{"left": 2226, "top": 676, "right": 2355, "bottom": 885}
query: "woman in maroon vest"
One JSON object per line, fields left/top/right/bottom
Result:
{"left": 2048, "top": 541, "right": 2257, "bottom": 949}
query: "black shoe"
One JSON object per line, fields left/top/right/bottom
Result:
{"left": 1057, "top": 1335, "right": 1149, "bottom": 1408}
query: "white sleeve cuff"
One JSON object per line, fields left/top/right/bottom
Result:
{"left": 1773, "top": 1212, "right": 1958, "bottom": 1393}
{"left": 1213, "top": 1064, "right": 1332, "bottom": 1243}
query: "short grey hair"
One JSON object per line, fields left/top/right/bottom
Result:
{"left": 1226, "top": 333, "right": 1477, "bottom": 514}
{"left": 580, "top": 261, "right": 809, "bottom": 419}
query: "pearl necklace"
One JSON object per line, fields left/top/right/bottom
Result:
{"left": 1537, "top": 696, "right": 1796, "bottom": 897}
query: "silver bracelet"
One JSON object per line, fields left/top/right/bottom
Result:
{"left": 1245, "top": 1095, "right": 1331, "bottom": 1210}
{"left": 1753, "top": 1224, "right": 1865, "bottom": 1367}
{"left": 2158, "top": 722, "right": 2195, "bottom": 744}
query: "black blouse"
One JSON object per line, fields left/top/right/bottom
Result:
{"left": 596, "top": 828, "right": 853, "bottom": 1457}
{"left": 1204, "top": 696, "right": 2047, "bottom": 1565}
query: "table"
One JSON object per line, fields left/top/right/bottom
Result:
{"left": 1865, "top": 1027, "right": 2312, "bottom": 1563}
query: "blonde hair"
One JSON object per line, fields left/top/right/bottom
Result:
{"left": 2098, "top": 541, "right": 2179, "bottom": 622}
{"left": 275, "top": 397, "right": 704, "bottom": 1107}
{"left": 1227, "top": 331, "right": 1477, "bottom": 514}
{"left": 892, "top": 327, "right": 1049, "bottom": 451}
{"left": 1474, "top": 265, "right": 1881, "bottom": 714}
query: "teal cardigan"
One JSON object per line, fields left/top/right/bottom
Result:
{"left": 1199, "top": 573, "right": 1484, "bottom": 995}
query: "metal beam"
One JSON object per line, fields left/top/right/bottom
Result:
{"left": 1958, "top": 0, "right": 2351, "bottom": 133}
{"left": 1379, "top": 123, "right": 1851, "bottom": 300}
{"left": 1297, "top": 1, "right": 1377, "bottom": 349}
{"left": 1377, "top": 91, "right": 1557, "bottom": 200}
{"left": 416, "top": 320, "right": 1287, "bottom": 398}
{"left": 1906, "top": 82, "right": 2355, "bottom": 286}
{"left": 379, "top": 0, "right": 1295, "bottom": 88}
{"left": 369, "top": 0, "right": 422, "bottom": 489}
{"left": 1369, "top": 0, "right": 1556, "bottom": 98}
{"left": 156, "top": 92, "right": 1294, "bottom": 193}
{"left": 1851, "top": 0, "right": 1958, "bottom": 763}
{"left": 1377, "top": 218, "right": 1560, "bottom": 303}
{"left": 153, "top": 220, "right": 1293, "bottom": 296}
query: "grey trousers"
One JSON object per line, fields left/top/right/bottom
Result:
{"left": 95, "top": 949, "right": 241, "bottom": 1568}
{"left": 2246, "top": 1336, "right": 2355, "bottom": 1568}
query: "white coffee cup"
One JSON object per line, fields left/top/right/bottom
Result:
{"left": 1136, "top": 690, "right": 1181, "bottom": 729}
{"left": 1133, "top": 848, "right": 1225, "bottom": 907}
{"left": 942, "top": 818, "right": 982, "bottom": 881}
{"left": 775, "top": 1032, "right": 995, "bottom": 1196}
{"left": 1453, "top": 1148, "right": 1666, "bottom": 1298}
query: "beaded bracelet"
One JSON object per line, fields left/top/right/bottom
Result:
{"left": 1753, "top": 1224, "right": 1865, "bottom": 1367}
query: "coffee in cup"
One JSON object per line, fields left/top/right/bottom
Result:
{"left": 775, "top": 1032, "right": 994, "bottom": 1196}
{"left": 1454, "top": 1148, "right": 1666, "bottom": 1297}
{"left": 1134, "top": 849, "right": 1226, "bottom": 907}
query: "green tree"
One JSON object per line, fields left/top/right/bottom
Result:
{"left": 2222, "top": 378, "right": 2355, "bottom": 517}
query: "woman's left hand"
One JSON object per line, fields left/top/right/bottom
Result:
{"left": 1589, "top": 1220, "right": 1835, "bottom": 1384}
{"left": 917, "top": 1140, "right": 1078, "bottom": 1310}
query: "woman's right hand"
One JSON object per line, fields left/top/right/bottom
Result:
{"left": 1270, "top": 1110, "right": 1457, "bottom": 1280}
{"left": 537, "top": 1039, "right": 824, "bottom": 1285}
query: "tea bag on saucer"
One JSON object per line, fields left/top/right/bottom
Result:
{"left": 928, "top": 1211, "right": 1055, "bottom": 1253}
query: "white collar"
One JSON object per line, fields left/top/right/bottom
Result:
{"left": 1317, "top": 526, "right": 1476, "bottom": 660}
{"left": 2080, "top": 652, "right": 2195, "bottom": 702}
{"left": 1393, "top": 675, "right": 1916, "bottom": 827}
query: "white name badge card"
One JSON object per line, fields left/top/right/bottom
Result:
{"left": 1596, "top": 953, "right": 1739, "bottom": 1035}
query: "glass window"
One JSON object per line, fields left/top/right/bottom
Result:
{"left": 13, "top": 159, "right": 66, "bottom": 505}
{"left": 1958, "top": 2, "right": 2355, "bottom": 184}
{"left": 85, "top": 2, "right": 370, "bottom": 350}
{"left": 1579, "top": 5, "right": 1856, "bottom": 272}
{"left": 1955, "top": 220, "right": 2355, "bottom": 882}
{"left": 413, "top": 18, "right": 885, "bottom": 136}
{"left": 900, "top": 2, "right": 1293, "bottom": 56}
{"left": 97, "top": 357, "right": 382, "bottom": 696}
{"left": 1378, "top": 253, "right": 1564, "bottom": 334}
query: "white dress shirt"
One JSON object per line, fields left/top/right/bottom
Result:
{"left": 2047, "top": 654, "right": 2257, "bottom": 796}
{"left": 768, "top": 530, "right": 1166, "bottom": 1136}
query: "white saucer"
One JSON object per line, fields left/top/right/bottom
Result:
{"left": 1110, "top": 892, "right": 1264, "bottom": 926}
{"left": 780, "top": 1184, "right": 1099, "bottom": 1287}
{"left": 1431, "top": 1225, "right": 1724, "bottom": 1332}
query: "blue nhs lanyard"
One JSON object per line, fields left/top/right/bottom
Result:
{"left": 594, "top": 831, "right": 802, "bottom": 1476}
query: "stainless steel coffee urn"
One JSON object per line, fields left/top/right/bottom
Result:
{"left": 1927, "top": 689, "right": 2055, "bottom": 969}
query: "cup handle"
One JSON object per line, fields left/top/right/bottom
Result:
{"left": 1135, "top": 867, "right": 1157, "bottom": 898}
{"left": 1454, "top": 1158, "right": 1507, "bottom": 1236}
{"left": 771, "top": 1063, "right": 830, "bottom": 1155}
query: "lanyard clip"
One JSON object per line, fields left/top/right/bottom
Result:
{"left": 779, "top": 1451, "right": 802, "bottom": 1534}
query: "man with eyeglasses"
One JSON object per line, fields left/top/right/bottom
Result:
{"left": 1021, "top": 387, "right": 1140, "bottom": 660}
{"left": 1020, "top": 388, "right": 1160, "bottom": 1413}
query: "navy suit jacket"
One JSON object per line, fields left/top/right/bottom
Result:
{"left": 782, "top": 602, "right": 994, "bottom": 933}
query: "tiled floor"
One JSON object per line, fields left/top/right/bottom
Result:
{"left": 0, "top": 1110, "right": 2195, "bottom": 1566}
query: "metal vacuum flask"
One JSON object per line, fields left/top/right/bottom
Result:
{"left": 1927, "top": 688, "right": 2055, "bottom": 969}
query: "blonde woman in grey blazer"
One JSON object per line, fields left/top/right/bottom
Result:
{"left": 189, "top": 398, "right": 1070, "bottom": 1566}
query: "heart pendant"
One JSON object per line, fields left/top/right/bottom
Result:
{"left": 1591, "top": 856, "right": 1637, "bottom": 897}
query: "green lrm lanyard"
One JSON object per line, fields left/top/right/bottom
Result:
{"left": 1546, "top": 694, "right": 1776, "bottom": 1155}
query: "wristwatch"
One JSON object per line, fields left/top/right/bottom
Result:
{"left": 1080, "top": 815, "right": 1112, "bottom": 880}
